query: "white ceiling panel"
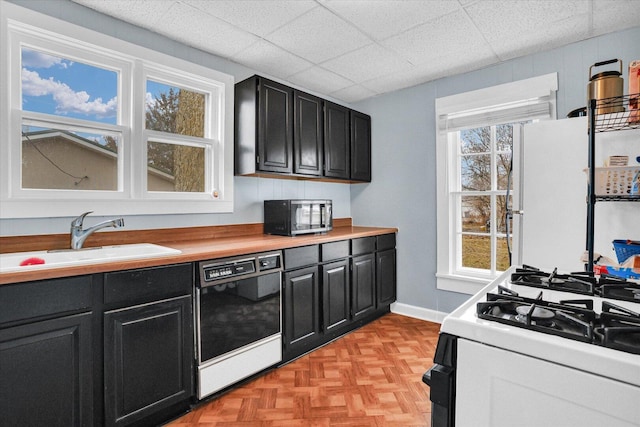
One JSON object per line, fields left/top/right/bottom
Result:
{"left": 188, "top": 0, "right": 317, "bottom": 37}
{"left": 381, "top": 9, "right": 497, "bottom": 66}
{"left": 321, "top": 0, "right": 461, "bottom": 40}
{"left": 322, "top": 43, "right": 414, "bottom": 83}
{"left": 72, "top": 0, "right": 175, "bottom": 29}
{"left": 264, "top": 6, "right": 371, "bottom": 63}
{"left": 71, "top": 0, "right": 640, "bottom": 103}
{"left": 592, "top": 0, "right": 640, "bottom": 34}
{"left": 466, "top": 0, "right": 590, "bottom": 45}
{"left": 330, "top": 84, "right": 378, "bottom": 104}
{"left": 287, "top": 66, "right": 354, "bottom": 95}
{"left": 232, "top": 40, "right": 313, "bottom": 79}
{"left": 156, "top": 2, "right": 260, "bottom": 58}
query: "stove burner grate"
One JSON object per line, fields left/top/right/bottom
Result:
{"left": 478, "top": 298, "right": 595, "bottom": 343}
{"left": 594, "top": 301, "right": 640, "bottom": 355}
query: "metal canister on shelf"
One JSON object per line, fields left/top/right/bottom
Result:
{"left": 588, "top": 59, "right": 625, "bottom": 115}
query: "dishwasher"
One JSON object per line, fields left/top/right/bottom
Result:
{"left": 195, "top": 251, "right": 282, "bottom": 399}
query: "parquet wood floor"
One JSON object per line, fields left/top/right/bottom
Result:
{"left": 167, "top": 313, "right": 440, "bottom": 427}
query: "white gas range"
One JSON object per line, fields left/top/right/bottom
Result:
{"left": 423, "top": 266, "right": 640, "bottom": 427}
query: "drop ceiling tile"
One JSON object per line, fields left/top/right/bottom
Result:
{"left": 466, "top": 0, "right": 590, "bottom": 43}
{"left": 489, "top": 15, "right": 591, "bottom": 60}
{"left": 592, "top": 0, "right": 640, "bottom": 35}
{"left": 321, "top": 0, "right": 461, "bottom": 40}
{"left": 381, "top": 9, "right": 496, "bottom": 67}
{"left": 287, "top": 66, "right": 353, "bottom": 97}
{"left": 157, "top": 2, "right": 260, "bottom": 58}
{"left": 330, "top": 84, "right": 378, "bottom": 103}
{"left": 232, "top": 40, "right": 313, "bottom": 79}
{"left": 71, "top": 0, "right": 174, "bottom": 29}
{"left": 188, "top": 0, "right": 317, "bottom": 37}
{"left": 322, "top": 43, "right": 414, "bottom": 83}
{"left": 265, "top": 7, "right": 372, "bottom": 64}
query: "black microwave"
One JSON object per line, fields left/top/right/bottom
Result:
{"left": 264, "top": 200, "right": 332, "bottom": 236}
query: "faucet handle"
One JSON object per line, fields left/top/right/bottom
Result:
{"left": 71, "top": 211, "right": 93, "bottom": 227}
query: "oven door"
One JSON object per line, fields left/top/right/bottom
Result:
{"left": 455, "top": 339, "right": 640, "bottom": 427}
{"left": 197, "top": 271, "right": 281, "bottom": 364}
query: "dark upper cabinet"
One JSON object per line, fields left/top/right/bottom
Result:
{"left": 235, "top": 75, "right": 371, "bottom": 182}
{"left": 294, "top": 90, "right": 323, "bottom": 176}
{"left": 350, "top": 110, "right": 372, "bottom": 182}
{"left": 323, "top": 101, "right": 351, "bottom": 180}
{"left": 235, "top": 76, "right": 293, "bottom": 175}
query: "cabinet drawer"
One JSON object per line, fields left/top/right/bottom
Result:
{"left": 0, "top": 276, "right": 92, "bottom": 326}
{"left": 321, "top": 240, "right": 350, "bottom": 262}
{"left": 284, "top": 245, "right": 319, "bottom": 270}
{"left": 104, "top": 263, "right": 192, "bottom": 306}
{"left": 351, "top": 237, "right": 375, "bottom": 256}
{"left": 377, "top": 233, "right": 396, "bottom": 251}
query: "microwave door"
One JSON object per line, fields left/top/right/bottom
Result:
{"left": 295, "top": 205, "right": 311, "bottom": 230}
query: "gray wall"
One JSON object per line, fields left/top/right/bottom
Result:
{"left": 352, "top": 26, "right": 640, "bottom": 313}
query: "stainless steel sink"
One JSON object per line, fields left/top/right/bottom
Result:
{"left": 0, "top": 243, "right": 182, "bottom": 273}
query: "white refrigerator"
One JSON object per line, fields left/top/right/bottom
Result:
{"left": 520, "top": 117, "right": 639, "bottom": 272}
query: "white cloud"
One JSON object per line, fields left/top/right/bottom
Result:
{"left": 22, "top": 68, "right": 117, "bottom": 118}
{"left": 22, "top": 49, "right": 71, "bottom": 69}
{"left": 145, "top": 92, "right": 156, "bottom": 110}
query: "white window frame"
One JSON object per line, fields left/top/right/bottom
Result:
{"left": 435, "top": 73, "right": 558, "bottom": 295}
{"left": 0, "top": 2, "right": 234, "bottom": 218}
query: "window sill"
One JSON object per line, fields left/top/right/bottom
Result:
{"left": 435, "top": 272, "right": 492, "bottom": 295}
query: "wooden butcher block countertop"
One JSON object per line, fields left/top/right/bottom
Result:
{"left": 0, "top": 218, "right": 397, "bottom": 285}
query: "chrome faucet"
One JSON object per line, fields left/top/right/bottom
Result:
{"left": 70, "top": 211, "right": 125, "bottom": 250}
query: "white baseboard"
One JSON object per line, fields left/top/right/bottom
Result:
{"left": 390, "top": 302, "right": 447, "bottom": 324}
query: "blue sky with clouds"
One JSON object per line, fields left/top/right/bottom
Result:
{"left": 22, "top": 48, "right": 118, "bottom": 124}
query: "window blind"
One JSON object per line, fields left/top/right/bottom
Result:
{"left": 436, "top": 72, "right": 558, "bottom": 133}
{"left": 438, "top": 95, "right": 554, "bottom": 132}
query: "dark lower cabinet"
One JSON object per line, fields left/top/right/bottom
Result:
{"left": 351, "top": 253, "right": 376, "bottom": 320}
{"left": 0, "top": 312, "right": 93, "bottom": 427}
{"left": 321, "top": 258, "right": 350, "bottom": 332}
{"left": 282, "top": 236, "right": 396, "bottom": 363}
{"left": 377, "top": 248, "right": 397, "bottom": 307}
{"left": 104, "top": 295, "right": 193, "bottom": 427}
{"left": 283, "top": 265, "right": 321, "bottom": 358}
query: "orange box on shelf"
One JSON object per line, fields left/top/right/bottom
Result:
{"left": 630, "top": 60, "right": 640, "bottom": 124}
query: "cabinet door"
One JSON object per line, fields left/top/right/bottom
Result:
{"left": 104, "top": 295, "right": 193, "bottom": 427}
{"left": 324, "top": 101, "right": 350, "bottom": 179}
{"left": 377, "top": 249, "right": 397, "bottom": 307}
{"left": 0, "top": 313, "right": 93, "bottom": 427}
{"left": 321, "top": 259, "right": 350, "bottom": 332}
{"left": 283, "top": 266, "right": 320, "bottom": 354}
{"left": 294, "top": 90, "right": 323, "bottom": 176}
{"left": 351, "top": 253, "right": 376, "bottom": 320}
{"left": 350, "top": 110, "right": 371, "bottom": 182}
{"left": 258, "top": 78, "right": 293, "bottom": 173}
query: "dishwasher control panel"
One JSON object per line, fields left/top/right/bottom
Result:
{"left": 198, "top": 251, "right": 282, "bottom": 287}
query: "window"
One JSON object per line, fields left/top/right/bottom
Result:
{"left": 456, "top": 123, "right": 523, "bottom": 274}
{"left": 0, "top": 2, "right": 234, "bottom": 218}
{"left": 436, "top": 73, "right": 557, "bottom": 294}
